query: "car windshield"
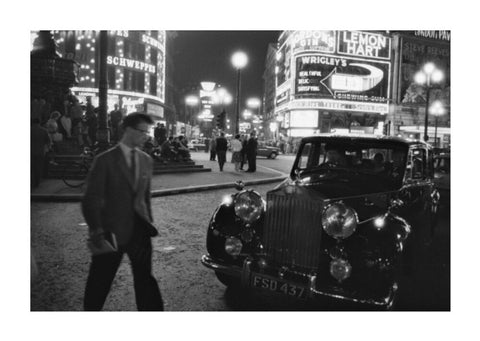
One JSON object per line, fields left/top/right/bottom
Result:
{"left": 293, "top": 139, "right": 408, "bottom": 189}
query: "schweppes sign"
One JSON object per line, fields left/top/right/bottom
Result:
{"left": 106, "top": 55, "right": 156, "bottom": 73}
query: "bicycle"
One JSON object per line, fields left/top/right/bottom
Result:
{"left": 61, "top": 147, "right": 96, "bottom": 188}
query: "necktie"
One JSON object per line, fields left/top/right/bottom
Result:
{"left": 130, "top": 149, "right": 136, "bottom": 186}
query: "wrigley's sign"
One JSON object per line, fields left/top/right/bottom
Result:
{"left": 106, "top": 55, "right": 156, "bottom": 73}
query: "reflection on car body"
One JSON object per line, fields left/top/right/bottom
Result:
{"left": 433, "top": 152, "right": 450, "bottom": 206}
{"left": 201, "top": 134, "right": 440, "bottom": 309}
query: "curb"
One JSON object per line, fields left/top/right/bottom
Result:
{"left": 30, "top": 176, "right": 287, "bottom": 202}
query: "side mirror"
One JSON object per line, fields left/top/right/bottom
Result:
{"left": 234, "top": 180, "right": 245, "bottom": 191}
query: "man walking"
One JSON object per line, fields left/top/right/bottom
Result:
{"left": 209, "top": 133, "right": 217, "bottom": 161}
{"left": 245, "top": 131, "right": 258, "bottom": 172}
{"left": 215, "top": 132, "right": 228, "bottom": 172}
{"left": 82, "top": 112, "right": 164, "bottom": 311}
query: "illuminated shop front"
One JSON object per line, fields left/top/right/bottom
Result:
{"left": 274, "top": 30, "right": 392, "bottom": 137}
{"left": 389, "top": 30, "right": 450, "bottom": 148}
{"left": 46, "top": 30, "right": 166, "bottom": 122}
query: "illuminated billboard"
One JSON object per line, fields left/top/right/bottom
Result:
{"left": 276, "top": 30, "right": 392, "bottom": 115}
{"left": 295, "top": 54, "right": 390, "bottom": 103}
{"left": 337, "top": 31, "right": 391, "bottom": 60}
{"left": 49, "top": 30, "right": 166, "bottom": 106}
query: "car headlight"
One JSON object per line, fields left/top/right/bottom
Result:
{"left": 233, "top": 190, "right": 264, "bottom": 224}
{"left": 322, "top": 202, "right": 358, "bottom": 239}
{"left": 225, "top": 237, "right": 242, "bottom": 256}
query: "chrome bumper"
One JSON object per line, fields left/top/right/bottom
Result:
{"left": 201, "top": 254, "right": 397, "bottom": 309}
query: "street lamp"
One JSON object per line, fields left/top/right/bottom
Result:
{"left": 430, "top": 100, "right": 446, "bottom": 148}
{"left": 185, "top": 95, "right": 199, "bottom": 128}
{"left": 231, "top": 51, "right": 248, "bottom": 134}
{"left": 247, "top": 97, "right": 261, "bottom": 119}
{"left": 414, "top": 62, "right": 444, "bottom": 142}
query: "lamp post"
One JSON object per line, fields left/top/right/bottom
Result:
{"left": 185, "top": 95, "right": 199, "bottom": 136}
{"left": 231, "top": 51, "right": 248, "bottom": 135}
{"left": 414, "top": 62, "right": 444, "bottom": 142}
{"left": 215, "top": 87, "right": 232, "bottom": 133}
{"left": 430, "top": 100, "right": 446, "bottom": 148}
{"left": 96, "top": 30, "right": 110, "bottom": 150}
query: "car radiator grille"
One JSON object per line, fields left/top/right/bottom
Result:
{"left": 263, "top": 192, "right": 323, "bottom": 270}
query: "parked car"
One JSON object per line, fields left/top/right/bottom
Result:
{"left": 433, "top": 152, "right": 450, "bottom": 206}
{"left": 201, "top": 134, "right": 440, "bottom": 309}
{"left": 187, "top": 139, "right": 206, "bottom": 152}
{"left": 257, "top": 141, "right": 280, "bottom": 159}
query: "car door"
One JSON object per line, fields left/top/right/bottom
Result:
{"left": 257, "top": 142, "right": 268, "bottom": 157}
{"left": 400, "top": 145, "right": 435, "bottom": 244}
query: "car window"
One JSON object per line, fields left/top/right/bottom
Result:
{"left": 435, "top": 156, "right": 450, "bottom": 173}
{"left": 297, "top": 143, "right": 313, "bottom": 169}
{"left": 407, "top": 148, "right": 427, "bottom": 180}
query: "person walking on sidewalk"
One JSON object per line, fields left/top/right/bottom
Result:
{"left": 82, "top": 112, "right": 164, "bottom": 311}
{"left": 31, "top": 118, "right": 51, "bottom": 188}
{"left": 245, "top": 131, "right": 258, "bottom": 173}
{"left": 215, "top": 132, "right": 228, "bottom": 172}
{"left": 240, "top": 134, "right": 248, "bottom": 170}
{"left": 209, "top": 133, "right": 217, "bottom": 161}
{"left": 230, "top": 134, "right": 243, "bottom": 171}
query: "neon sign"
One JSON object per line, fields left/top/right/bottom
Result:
{"left": 291, "top": 30, "right": 335, "bottom": 53}
{"left": 295, "top": 54, "right": 390, "bottom": 103}
{"left": 106, "top": 55, "right": 156, "bottom": 73}
{"left": 142, "top": 34, "right": 164, "bottom": 50}
{"left": 290, "top": 99, "right": 389, "bottom": 114}
{"left": 338, "top": 31, "right": 391, "bottom": 60}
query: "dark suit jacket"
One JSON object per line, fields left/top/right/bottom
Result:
{"left": 215, "top": 137, "right": 228, "bottom": 152}
{"left": 246, "top": 137, "right": 258, "bottom": 156}
{"left": 82, "top": 145, "right": 156, "bottom": 246}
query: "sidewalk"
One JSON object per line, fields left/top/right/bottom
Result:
{"left": 31, "top": 151, "right": 288, "bottom": 202}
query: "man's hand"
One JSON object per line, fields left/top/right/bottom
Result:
{"left": 88, "top": 229, "right": 106, "bottom": 249}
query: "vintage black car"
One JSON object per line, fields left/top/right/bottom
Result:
{"left": 201, "top": 134, "right": 440, "bottom": 309}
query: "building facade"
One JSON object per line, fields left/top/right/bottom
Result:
{"left": 262, "top": 43, "right": 278, "bottom": 140}
{"left": 388, "top": 30, "right": 450, "bottom": 148}
{"left": 268, "top": 30, "right": 450, "bottom": 148}
{"left": 38, "top": 30, "right": 168, "bottom": 124}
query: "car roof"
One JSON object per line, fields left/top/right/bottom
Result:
{"left": 300, "top": 133, "right": 429, "bottom": 148}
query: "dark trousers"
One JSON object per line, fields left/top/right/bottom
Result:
{"left": 240, "top": 153, "right": 246, "bottom": 170}
{"left": 84, "top": 226, "right": 164, "bottom": 311}
{"left": 217, "top": 150, "right": 226, "bottom": 171}
{"left": 31, "top": 154, "right": 45, "bottom": 188}
{"left": 247, "top": 153, "right": 256, "bottom": 172}
{"left": 210, "top": 150, "right": 216, "bottom": 161}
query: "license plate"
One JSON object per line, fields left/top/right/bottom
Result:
{"left": 252, "top": 275, "right": 307, "bottom": 299}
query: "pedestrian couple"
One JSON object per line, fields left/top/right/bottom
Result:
{"left": 214, "top": 131, "right": 257, "bottom": 172}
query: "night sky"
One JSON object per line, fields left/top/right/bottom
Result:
{"left": 173, "top": 31, "right": 281, "bottom": 112}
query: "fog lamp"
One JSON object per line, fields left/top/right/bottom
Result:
{"left": 225, "top": 237, "right": 243, "bottom": 256}
{"left": 329, "top": 259, "right": 352, "bottom": 282}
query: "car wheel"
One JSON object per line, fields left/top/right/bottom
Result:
{"left": 215, "top": 271, "right": 240, "bottom": 288}
{"left": 270, "top": 152, "right": 277, "bottom": 159}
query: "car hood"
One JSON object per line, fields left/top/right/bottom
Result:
{"left": 269, "top": 178, "right": 394, "bottom": 221}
